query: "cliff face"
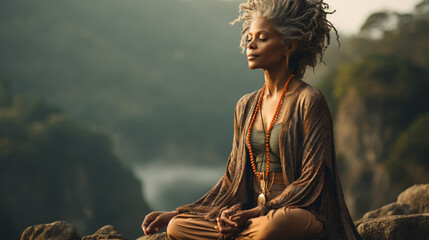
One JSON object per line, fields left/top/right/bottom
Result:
{"left": 320, "top": 3, "right": 429, "bottom": 218}
{"left": 331, "top": 55, "right": 429, "bottom": 217}
{"left": 335, "top": 87, "right": 396, "bottom": 216}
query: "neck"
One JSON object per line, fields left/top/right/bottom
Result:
{"left": 263, "top": 65, "right": 293, "bottom": 97}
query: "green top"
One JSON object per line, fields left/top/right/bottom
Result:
{"left": 250, "top": 123, "right": 282, "bottom": 172}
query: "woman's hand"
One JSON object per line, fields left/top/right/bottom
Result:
{"left": 214, "top": 204, "right": 242, "bottom": 237}
{"left": 141, "top": 211, "right": 178, "bottom": 236}
{"left": 230, "top": 205, "right": 263, "bottom": 226}
{"left": 215, "top": 204, "right": 264, "bottom": 238}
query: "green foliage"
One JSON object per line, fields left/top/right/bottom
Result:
{"left": 0, "top": 80, "right": 150, "bottom": 239}
{"left": 335, "top": 54, "right": 427, "bottom": 128}
{"left": 360, "top": 12, "right": 391, "bottom": 31}
{"left": 321, "top": 4, "right": 429, "bottom": 137}
{"left": 387, "top": 113, "right": 429, "bottom": 193}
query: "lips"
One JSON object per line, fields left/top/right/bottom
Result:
{"left": 247, "top": 54, "right": 259, "bottom": 60}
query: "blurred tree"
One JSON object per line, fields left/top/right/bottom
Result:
{"left": 0, "top": 80, "right": 150, "bottom": 239}
{"left": 359, "top": 11, "right": 400, "bottom": 39}
{"left": 387, "top": 113, "right": 429, "bottom": 193}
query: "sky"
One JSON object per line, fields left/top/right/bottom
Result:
{"left": 326, "top": 0, "right": 422, "bottom": 35}
{"left": 220, "top": 0, "right": 423, "bottom": 35}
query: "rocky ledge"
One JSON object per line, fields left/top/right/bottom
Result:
{"left": 21, "top": 222, "right": 127, "bottom": 240}
{"left": 355, "top": 184, "right": 429, "bottom": 240}
{"left": 21, "top": 184, "right": 429, "bottom": 240}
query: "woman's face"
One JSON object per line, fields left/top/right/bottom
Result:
{"left": 246, "top": 17, "right": 288, "bottom": 70}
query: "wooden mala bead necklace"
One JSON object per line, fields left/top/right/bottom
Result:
{"left": 246, "top": 73, "right": 294, "bottom": 205}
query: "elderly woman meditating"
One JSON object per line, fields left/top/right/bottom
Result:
{"left": 142, "top": 0, "right": 362, "bottom": 239}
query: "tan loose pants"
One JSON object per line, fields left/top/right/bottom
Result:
{"left": 166, "top": 206, "right": 324, "bottom": 240}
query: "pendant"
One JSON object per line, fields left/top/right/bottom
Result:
{"left": 258, "top": 176, "right": 267, "bottom": 205}
{"left": 260, "top": 179, "right": 266, "bottom": 192}
{"left": 257, "top": 193, "right": 266, "bottom": 205}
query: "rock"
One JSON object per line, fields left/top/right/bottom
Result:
{"left": 21, "top": 184, "right": 429, "bottom": 240}
{"left": 82, "top": 225, "right": 127, "bottom": 240}
{"left": 355, "top": 184, "right": 429, "bottom": 239}
{"left": 20, "top": 221, "right": 80, "bottom": 240}
{"left": 397, "top": 184, "right": 429, "bottom": 213}
{"left": 357, "top": 214, "right": 429, "bottom": 240}
{"left": 136, "top": 232, "right": 166, "bottom": 240}
{"left": 355, "top": 202, "right": 417, "bottom": 225}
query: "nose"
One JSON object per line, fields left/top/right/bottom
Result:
{"left": 247, "top": 39, "right": 256, "bottom": 50}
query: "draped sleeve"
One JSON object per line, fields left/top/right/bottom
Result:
{"left": 269, "top": 88, "right": 334, "bottom": 209}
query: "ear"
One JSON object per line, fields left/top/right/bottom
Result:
{"left": 285, "top": 40, "right": 298, "bottom": 56}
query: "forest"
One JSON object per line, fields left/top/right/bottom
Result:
{"left": 1, "top": 0, "right": 428, "bottom": 239}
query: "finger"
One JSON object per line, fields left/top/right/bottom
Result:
{"left": 221, "top": 212, "right": 238, "bottom": 227}
{"left": 219, "top": 225, "right": 238, "bottom": 234}
{"left": 229, "top": 210, "right": 243, "bottom": 220}
{"left": 230, "top": 211, "right": 249, "bottom": 226}
{"left": 221, "top": 216, "right": 238, "bottom": 227}
{"left": 141, "top": 221, "right": 146, "bottom": 235}
{"left": 217, "top": 217, "right": 238, "bottom": 234}
{"left": 143, "top": 212, "right": 157, "bottom": 228}
{"left": 142, "top": 217, "right": 149, "bottom": 233}
{"left": 217, "top": 217, "right": 229, "bottom": 228}
{"left": 227, "top": 203, "right": 241, "bottom": 214}
{"left": 216, "top": 217, "right": 223, "bottom": 226}
{"left": 142, "top": 214, "right": 155, "bottom": 235}
{"left": 215, "top": 218, "right": 223, "bottom": 232}
{"left": 221, "top": 210, "right": 232, "bottom": 218}
{"left": 147, "top": 217, "right": 162, "bottom": 235}
{"left": 214, "top": 225, "right": 221, "bottom": 232}
{"left": 230, "top": 210, "right": 247, "bottom": 219}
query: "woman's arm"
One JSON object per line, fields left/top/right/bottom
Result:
{"left": 141, "top": 211, "right": 178, "bottom": 236}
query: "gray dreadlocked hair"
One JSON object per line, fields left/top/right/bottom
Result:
{"left": 231, "top": 0, "right": 339, "bottom": 78}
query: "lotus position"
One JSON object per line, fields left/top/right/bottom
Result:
{"left": 142, "top": 0, "right": 362, "bottom": 239}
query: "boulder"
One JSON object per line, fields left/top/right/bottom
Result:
{"left": 137, "top": 232, "right": 166, "bottom": 240}
{"left": 82, "top": 225, "right": 127, "bottom": 240}
{"left": 357, "top": 214, "right": 429, "bottom": 240}
{"left": 21, "top": 221, "right": 80, "bottom": 240}
{"left": 356, "top": 184, "right": 429, "bottom": 240}
{"left": 354, "top": 202, "right": 417, "bottom": 226}
{"left": 397, "top": 184, "right": 429, "bottom": 213}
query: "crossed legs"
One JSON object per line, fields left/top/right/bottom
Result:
{"left": 166, "top": 207, "right": 324, "bottom": 240}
